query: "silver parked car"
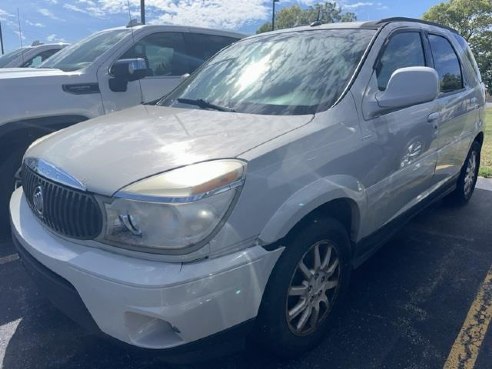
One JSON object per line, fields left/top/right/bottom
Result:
{"left": 11, "top": 17, "right": 485, "bottom": 358}
{"left": 0, "top": 41, "right": 68, "bottom": 68}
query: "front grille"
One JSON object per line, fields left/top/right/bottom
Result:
{"left": 22, "top": 164, "right": 103, "bottom": 240}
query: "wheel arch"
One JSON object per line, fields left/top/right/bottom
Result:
{"left": 475, "top": 131, "right": 484, "bottom": 147}
{"left": 259, "top": 175, "right": 367, "bottom": 252}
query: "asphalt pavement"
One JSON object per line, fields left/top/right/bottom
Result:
{"left": 0, "top": 181, "right": 491, "bottom": 369}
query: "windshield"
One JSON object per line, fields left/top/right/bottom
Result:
{"left": 40, "top": 29, "right": 130, "bottom": 71}
{"left": 0, "top": 48, "right": 31, "bottom": 67}
{"left": 159, "top": 29, "right": 375, "bottom": 115}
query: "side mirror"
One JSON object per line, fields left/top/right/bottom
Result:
{"left": 109, "top": 58, "right": 151, "bottom": 92}
{"left": 376, "top": 67, "right": 439, "bottom": 110}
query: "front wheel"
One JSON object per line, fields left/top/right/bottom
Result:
{"left": 253, "top": 217, "right": 351, "bottom": 357}
{"left": 448, "top": 141, "right": 481, "bottom": 205}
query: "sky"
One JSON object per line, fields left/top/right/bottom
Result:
{"left": 0, "top": 0, "right": 445, "bottom": 53}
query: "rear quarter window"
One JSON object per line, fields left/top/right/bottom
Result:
{"left": 453, "top": 34, "right": 482, "bottom": 85}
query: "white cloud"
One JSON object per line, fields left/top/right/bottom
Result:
{"left": 0, "top": 8, "right": 13, "bottom": 21}
{"left": 25, "top": 20, "right": 46, "bottom": 28}
{"left": 151, "top": 1, "right": 269, "bottom": 29}
{"left": 64, "top": 2, "right": 106, "bottom": 17}
{"left": 46, "top": 33, "right": 66, "bottom": 42}
{"left": 64, "top": 0, "right": 270, "bottom": 30}
{"left": 343, "top": 2, "right": 374, "bottom": 9}
{"left": 342, "top": 1, "right": 387, "bottom": 10}
{"left": 38, "top": 8, "right": 64, "bottom": 21}
{"left": 13, "top": 30, "right": 27, "bottom": 41}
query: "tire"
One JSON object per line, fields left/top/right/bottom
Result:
{"left": 448, "top": 141, "right": 481, "bottom": 205}
{"left": 0, "top": 147, "right": 25, "bottom": 238}
{"left": 253, "top": 217, "right": 352, "bottom": 358}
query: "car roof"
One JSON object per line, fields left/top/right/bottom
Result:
{"left": 246, "top": 17, "right": 458, "bottom": 39}
{"left": 363, "top": 17, "right": 458, "bottom": 34}
{"left": 101, "top": 24, "right": 246, "bottom": 39}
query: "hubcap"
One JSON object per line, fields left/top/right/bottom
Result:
{"left": 464, "top": 151, "right": 477, "bottom": 197}
{"left": 286, "top": 240, "right": 341, "bottom": 336}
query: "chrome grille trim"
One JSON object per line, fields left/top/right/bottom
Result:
{"left": 24, "top": 157, "right": 86, "bottom": 191}
{"left": 22, "top": 163, "right": 103, "bottom": 240}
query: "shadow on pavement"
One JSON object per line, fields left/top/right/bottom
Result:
{"left": 2, "top": 189, "right": 492, "bottom": 369}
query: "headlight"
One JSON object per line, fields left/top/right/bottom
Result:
{"left": 101, "top": 160, "right": 246, "bottom": 252}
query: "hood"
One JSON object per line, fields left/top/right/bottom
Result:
{"left": 26, "top": 104, "right": 312, "bottom": 195}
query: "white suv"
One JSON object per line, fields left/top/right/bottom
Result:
{"left": 10, "top": 18, "right": 485, "bottom": 358}
{"left": 0, "top": 24, "right": 243, "bottom": 229}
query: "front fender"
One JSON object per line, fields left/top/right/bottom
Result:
{"left": 258, "top": 174, "right": 367, "bottom": 245}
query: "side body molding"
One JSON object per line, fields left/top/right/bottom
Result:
{"left": 258, "top": 174, "right": 368, "bottom": 245}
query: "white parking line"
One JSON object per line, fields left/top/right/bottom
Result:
{"left": 0, "top": 253, "right": 19, "bottom": 265}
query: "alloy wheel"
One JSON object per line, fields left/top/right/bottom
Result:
{"left": 286, "top": 240, "right": 341, "bottom": 336}
{"left": 464, "top": 150, "right": 477, "bottom": 197}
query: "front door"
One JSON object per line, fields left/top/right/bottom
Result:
{"left": 360, "top": 30, "right": 440, "bottom": 233}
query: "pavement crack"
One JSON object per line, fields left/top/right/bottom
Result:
{"left": 0, "top": 254, "right": 19, "bottom": 265}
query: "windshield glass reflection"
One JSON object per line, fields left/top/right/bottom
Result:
{"left": 40, "top": 29, "right": 130, "bottom": 72}
{"left": 160, "top": 29, "right": 375, "bottom": 115}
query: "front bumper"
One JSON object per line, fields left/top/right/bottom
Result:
{"left": 10, "top": 188, "right": 283, "bottom": 350}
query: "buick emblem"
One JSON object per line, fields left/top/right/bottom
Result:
{"left": 33, "top": 185, "right": 44, "bottom": 218}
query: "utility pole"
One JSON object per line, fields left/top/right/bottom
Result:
{"left": 272, "top": 0, "right": 279, "bottom": 31}
{"left": 140, "top": 0, "right": 145, "bottom": 24}
{"left": 0, "top": 22, "right": 4, "bottom": 55}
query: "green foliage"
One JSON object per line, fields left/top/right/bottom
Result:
{"left": 479, "top": 108, "right": 492, "bottom": 178}
{"left": 256, "top": 2, "right": 356, "bottom": 34}
{"left": 423, "top": 0, "right": 492, "bottom": 94}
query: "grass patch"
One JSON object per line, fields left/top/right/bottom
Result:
{"left": 479, "top": 108, "right": 492, "bottom": 178}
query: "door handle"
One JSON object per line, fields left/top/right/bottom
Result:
{"left": 427, "top": 112, "right": 440, "bottom": 131}
{"left": 427, "top": 112, "right": 440, "bottom": 122}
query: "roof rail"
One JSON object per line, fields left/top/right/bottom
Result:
{"left": 363, "top": 17, "right": 459, "bottom": 34}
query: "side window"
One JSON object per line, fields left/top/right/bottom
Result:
{"left": 428, "top": 34, "right": 463, "bottom": 93}
{"left": 23, "top": 55, "right": 43, "bottom": 68}
{"left": 119, "top": 32, "right": 187, "bottom": 77}
{"left": 376, "top": 32, "right": 426, "bottom": 91}
{"left": 22, "top": 49, "right": 60, "bottom": 67}
{"left": 453, "top": 34, "right": 481, "bottom": 85}
{"left": 183, "top": 33, "right": 239, "bottom": 73}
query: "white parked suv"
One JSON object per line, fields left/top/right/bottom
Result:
{"left": 11, "top": 18, "right": 485, "bottom": 359}
{"left": 0, "top": 24, "right": 244, "bottom": 229}
{"left": 0, "top": 41, "right": 67, "bottom": 68}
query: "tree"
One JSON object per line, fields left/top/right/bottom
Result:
{"left": 256, "top": 2, "right": 356, "bottom": 34}
{"left": 423, "top": 0, "right": 492, "bottom": 93}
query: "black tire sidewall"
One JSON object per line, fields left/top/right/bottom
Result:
{"left": 254, "top": 217, "right": 352, "bottom": 357}
{"left": 453, "top": 141, "right": 481, "bottom": 204}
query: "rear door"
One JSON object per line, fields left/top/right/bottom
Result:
{"left": 427, "top": 32, "right": 478, "bottom": 181}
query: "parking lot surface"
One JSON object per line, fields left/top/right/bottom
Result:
{"left": 1, "top": 182, "right": 491, "bottom": 369}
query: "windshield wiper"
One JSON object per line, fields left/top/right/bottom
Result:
{"left": 177, "top": 98, "right": 235, "bottom": 112}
